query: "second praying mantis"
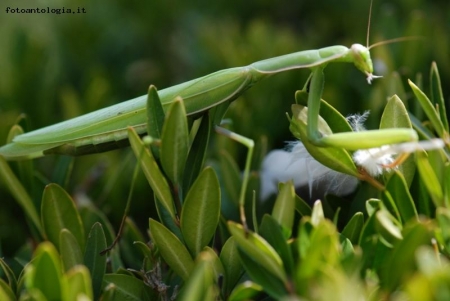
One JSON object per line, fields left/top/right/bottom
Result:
{"left": 0, "top": 3, "right": 419, "bottom": 162}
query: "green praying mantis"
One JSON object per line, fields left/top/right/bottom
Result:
{"left": 0, "top": 44, "right": 418, "bottom": 161}
{"left": 0, "top": 0, "right": 419, "bottom": 164}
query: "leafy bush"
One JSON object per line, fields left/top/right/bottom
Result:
{"left": 1, "top": 1, "right": 450, "bottom": 300}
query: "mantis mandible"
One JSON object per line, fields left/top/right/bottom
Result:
{"left": 0, "top": 4, "right": 418, "bottom": 160}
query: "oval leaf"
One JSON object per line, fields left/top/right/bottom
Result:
{"left": 289, "top": 104, "right": 358, "bottom": 177}
{"left": 219, "top": 237, "right": 242, "bottom": 295}
{"left": 149, "top": 219, "right": 194, "bottom": 281}
{"left": 84, "top": 222, "right": 107, "bottom": 300}
{"left": 62, "top": 265, "right": 93, "bottom": 301}
{"left": 181, "top": 167, "right": 220, "bottom": 256}
{"left": 102, "top": 274, "right": 153, "bottom": 300}
{"left": 341, "top": 212, "right": 364, "bottom": 245}
{"left": 41, "top": 183, "right": 85, "bottom": 251}
{"left": 271, "top": 181, "right": 295, "bottom": 238}
{"left": 25, "top": 242, "right": 62, "bottom": 300}
{"left": 227, "top": 221, "right": 287, "bottom": 283}
{"left": 128, "top": 127, "right": 176, "bottom": 220}
{"left": 60, "top": 229, "right": 83, "bottom": 272}
{"left": 385, "top": 171, "right": 418, "bottom": 223}
{"left": 160, "top": 97, "right": 189, "bottom": 184}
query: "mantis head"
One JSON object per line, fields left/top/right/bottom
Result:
{"left": 350, "top": 43, "right": 381, "bottom": 84}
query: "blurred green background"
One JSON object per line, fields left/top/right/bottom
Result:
{"left": 0, "top": 0, "right": 449, "bottom": 255}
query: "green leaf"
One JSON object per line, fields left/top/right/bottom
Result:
{"left": 237, "top": 249, "right": 287, "bottom": 299}
{"left": 228, "top": 281, "right": 263, "bottom": 301}
{"left": 62, "top": 265, "right": 93, "bottom": 301}
{"left": 84, "top": 222, "right": 107, "bottom": 300}
{"left": 381, "top": 190, "right": 401, "bottom": 222}
{"left": 294, "top": 90, "right": 352, "bottom": 133}
{"left": 429, "top": 62, "right": 449, "bottom": 132}
{"left": 41, "top": 183, "right": 85, "bottom": 251}
{"left": 380, "top": 95, "right": 415, "bottom": 185}
{"left": 59, "top": 229, "right": 83, "bottom": 272}
{"left": 294, "top": 194, "right": 312, "bottom": 216}
{"left": 103, "top": 274, "right": 154, "bottom": 301}
{"left": 183, "top": 114, "right": 211, "bottom": 194}
{"left": 219, "top": 150, "right": 241, "bottom": 205}
{"left": 0, "top": 156, "right": 43, "bottom": 237}
{"left": 160, "top": 97, "right": 189, "bottom": 185}
{"left": 436, "top": 208, "right": 450, "bottom": 255}
{"left": 0, "top": 279, "right": 15, "bottom": 301}
{"left": 0, "top": 258, "right": 17, "bottom": 294}
{"left": 385, "top": 171, "right": 418, "bottom": 223}
{"left": 201, "top": 247, "right": 225, "bottom": 281}
{"left": 409, "top": 79, "right": 445, "bottom": 138}
{"left": 128, "top": 127, "right": 176, "bottom": 220}
{"left": 375, "top": 210, "right": 403, "bottom": 247}
{"left": 149, "top": 219, "right": 194, "bottom": 281}
{"left": 341, "top": 212, "right": 364, "bottom": 245}
{"left": 25, "top": 242, "right": 63, "bottom": 300}
{"left": 219, "top": 237, "right": 242, "bottom": 296}
{"left": 416, "top": 151, "right": 444, "bottom": 206}
{"left": 296, "top": 220, "right": 340, "bottom": 281}
{"left": 227, "top": 221, "right": 287, "bottom": 283}
{"left": 178, "top": 252, "right": 217, "bottom": 301}
{"left": 181, "top": 167, "right": 221, "bottom": 256}
{"left": 271, "top": 182, "right": 295, "bottom": 238}
{"left": 289, "top": 104, "right": 358, "bottom": 177}
{"left": 259, "top": 215, "right": 294, "bottom": 276}
{"left": 146, "top": 85, "right": 165, "bottom": 159}
{"left": 381, "top": 222, "right": 432, "bottom": 291}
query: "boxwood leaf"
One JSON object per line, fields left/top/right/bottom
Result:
{"left": 183, "top": 115, "right": 211, "bottom": 194}
{"left": 341, "top": 212, "right": 364, "bottom": 245}
{"left": 379, "top": 95, "right": 415, "bottom": 185}
{"left": 181, "top": 167, "right": 220, "bottom": 256}
{"left": 59, "top": 229, "right": 83, "bottom": 272}
{"left": 219, "top": 237, "right": 242, "bottom": 296}
{"left": 62, "top": 265, "right": 93, "bottom": 301}
{"left": 25, "top": 242, "right": 62, "bottom": 300}
{"left": 128, "top": 127, "right": 176, "bottom": 221}
{"left": 84, "top": 222, "right": 107, "bottom": 300}
{"left": 259, "top": 215, "right": 294, "bottom": 276}
{"left": 102, "top": 274, "right": 154, "bottom": 300}
{"left": 149, "top": 219, "right": 194, "bottom": 281}
{"left": 146, "top": 85, "right": 165, "bottom": 159}
{"left": 385, "top": 171, "right": 418, "bottom": 223}
{"left": 228, "top": 281, "right": 263, "bottom": 301}
{"left": 272, "top": 182, "right": 295, "bottom": 238}
{"left": 409, "top": 79, "right": 445, "bottom": 138}
{"left": 160, "top": 97, "right": 189, "bottom": 185}
{"left": 429, "top": 62, "right": 449, "bottom": 131}
{"left": 227, "top": 221, "right": 286, "bottom": 283}
{"left": 289, "top": 104, "right": 358, "bottom": 177}
{"left": 178, "top": 252, "right": 216, "bottom": 301}
{"left": 41, "top": 183, "right": 85, "bottom": 251}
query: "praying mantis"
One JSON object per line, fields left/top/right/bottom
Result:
{"left": 0, "top": 42, "right": 418, "bottom": 160}
{"left": 0, "top": 0, "right": 421, "bottom": 167}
